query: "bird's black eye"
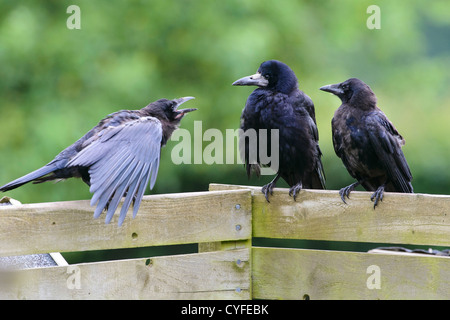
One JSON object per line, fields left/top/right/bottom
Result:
{"left": 264, "top": 74, "right": 270, "bottom": 80}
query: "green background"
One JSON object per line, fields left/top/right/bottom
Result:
{"left": 0, "top": 1, "right": 449, "bottom": 261}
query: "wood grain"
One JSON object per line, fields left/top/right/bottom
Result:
{"left": 0, "top": 249, "right": 250, "bottom": 300}
{"left": 252, "top": 247, "right": 450, "bottom": 300}
{"left": 209, "top": 184, "right": 450, "bottom": 246}
{"left": 0, "top": 189, "right": 252, "bottom": 256}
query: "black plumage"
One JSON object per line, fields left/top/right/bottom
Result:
{"left": 233, "top": 60, "right": 326, "bottom": 201}
{"left": 0, "top": 97, "right": 196, "bottom": 225}
{"left": 320, "top": 78, "right": 413, "bottom": 207}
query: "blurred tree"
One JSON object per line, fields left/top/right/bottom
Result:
{"left": 0, "top": 0, "right": 449, "bottom": 207}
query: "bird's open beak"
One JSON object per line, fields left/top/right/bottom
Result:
{"left": 174, "top": 96, "right": 197, "bottom": 119}
{"left": 319, "top": 84, "right": 343, "bottom": 96}
{"left": 232, "top": 72, "right": 269, "bottom": 87}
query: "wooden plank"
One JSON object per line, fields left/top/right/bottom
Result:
{"left": 0, "top": 189, "right": 252, "bottom": 256}
{"left": 198, "top": 240, "right": 252, "bottom": 253}
{"left": 0, "top": 249, "right": 251, "bottom": 300}
{"left": 209, "top": 184, "right": 450, "bottom": 247}
{"left": 252, "top": 247, "right": 450, "bottom": 300}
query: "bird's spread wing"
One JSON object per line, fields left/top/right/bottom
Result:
{"left": 365, "top": 112, "right": 413, "bottom": 192}
{"left": 68, "top": 116, "right": 162, "bottom": 225}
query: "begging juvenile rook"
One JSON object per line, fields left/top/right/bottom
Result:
{"left": 0, "top": 97, "right": 197, "bottom": 225}
{"left": 233, "top": 60, "right": 326, "bottom": 202}
{"left": 320, "top": 78, "right": 413, "bottom": 207}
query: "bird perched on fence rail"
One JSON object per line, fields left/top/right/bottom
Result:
{"left": 233, "top": 60, "right": 326, "bottom": 202}
{"left": 320, "top": 78, "right": 413, "bottom": 207}
{"left": 0, "top": 97, "right": 196, "bottom": 225}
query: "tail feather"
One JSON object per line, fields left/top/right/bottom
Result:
{"left": 0, "top": 165, "right": 57, "bottom": 192}
{"left": 313, "top": 158, "right": 326, "bottom": 189}
{"left": 303, "top": 158, "right": 326, "bottom": 190}
{"left": 245, "top": 163, "right": 261, "bottom": 179}
{"left": 310, "top": 169, "right": 326, "bottom": 189}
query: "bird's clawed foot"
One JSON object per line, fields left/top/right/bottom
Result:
{"left": 289, "top": 182, "right": 302, "bottom": 201}
{"left": 261, "top": 175, "right": 281, "bottom": 202}
{"left": 261, "top": 182, "right": 276, "bottom": 203}
{"left": 339, "top": 181, "right": 360, "bottom": 204}
{"left": 370, "top": 185, "right": 385, "bottom": 208}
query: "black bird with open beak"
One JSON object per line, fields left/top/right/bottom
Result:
{"left": 320, "top": 78, "right": 413, "bottom": 207}
{"left": 233, "top": 60, "right": 326, "bottom": 202}
{"left": 0, "top": 97, "right": 196, "bottom": 225}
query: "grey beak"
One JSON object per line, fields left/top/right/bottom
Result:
{"left": 174, "top": 96, "right": 195, "bottom": 107}
{"left": 232, "top": 73, "right": 269, "bottom": 87}
{"left": 174, "top": 97, "right": 196, "bottom": 119}
{"left": 319, "top": 84, "right": 343, "bottom": 96}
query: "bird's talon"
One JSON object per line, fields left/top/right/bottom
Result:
{"left": 339, "top": 191, "right": 348, "bottom": 204}
{"left": 371, "top": 186, "right": 385, "bottom": 209}
{"left": 339, "top": 182, "right": 360, "bottom": 205}
{"left": 262, "top": 181, "right": 277, "bottom": 203}
{"left": 289, "top": 184, "right": 302, "bottom": 201}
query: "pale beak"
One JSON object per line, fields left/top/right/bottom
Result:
{"left": 232, "top": 72, "right": 269, "bottom": 87}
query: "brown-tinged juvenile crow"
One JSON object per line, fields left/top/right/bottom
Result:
{"left": 0, "top": 97, "right": 196, "bottom": 225}
{"left": 233, "top": 60, "right": 326, "bottom": 201}
{"left": 320, "top": 78, "right": 413, "bottom": 207}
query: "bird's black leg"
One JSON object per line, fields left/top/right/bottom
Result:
{"left": 339, "top": 181, "right": 360, "bottom": 204}
{"left": 261, "top": 174, "right": 281, "bottom": 203}
{"left": 370, "top": 184, "right": 386, "bottom": 209}
{"left": 289, "top": 181, "right": 303, "bottom": 201}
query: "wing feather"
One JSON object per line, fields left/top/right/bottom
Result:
{"left": 132, "top": 163, "right": 152, "bottom": 218}
{"left": 366, "top": 112, "right": 413, "bottom": 193}
{"left": 68, "top": 116, "right": 163, "bottom": 225}
{"left": 118, "top": 162, "right": 145, "bottom": 225}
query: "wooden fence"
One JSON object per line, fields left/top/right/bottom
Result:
{"left": 0, "top": 183, "right": 449, "bottom": 299}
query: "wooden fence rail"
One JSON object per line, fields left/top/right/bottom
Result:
{"left": 210, "top": 184, "right": 450, "bottom": 247}
{"left": 0, "top": 184, "right": 449, "bottom": 299}
{"left": 0, "top": 189, "right": 252, "bottom": 256}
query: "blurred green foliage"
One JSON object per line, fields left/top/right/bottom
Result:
{"left": 0, "top": 1, "right": 449, "bottom": 207}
